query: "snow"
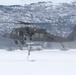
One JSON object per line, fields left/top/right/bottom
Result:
{"left": 0, "top": 49, "right": 76, "bottom": 75}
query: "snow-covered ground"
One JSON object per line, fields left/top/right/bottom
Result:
{"left": 0, "top": 49, "right": 76, "bottom": 75}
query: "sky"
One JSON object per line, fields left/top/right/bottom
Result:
{"left": 0, "top": 0, "right": 75, "bottom": 5}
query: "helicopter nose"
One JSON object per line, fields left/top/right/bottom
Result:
{"left": 2, "top": 33, "right": 10, "bottom": 38}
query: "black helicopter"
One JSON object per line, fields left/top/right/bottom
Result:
{"left": 2, "top": 21, "right": 76, "bottom": 58}
{"left": 3, "top": 21, "right": 76, "bottom": 44}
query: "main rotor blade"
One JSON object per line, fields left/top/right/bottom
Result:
{"left": 17, "top": 21, "right": 52, "bottom": 25}
{"left": 0, "top": 21, "right": 52, "bottom": 25}
{"left": 0, "top": 22, "right": 18, "bottom": 24}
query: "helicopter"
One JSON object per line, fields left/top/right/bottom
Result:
{"left": 2, "top": 21, "right": 76, "bottom": 59}
{"left": 2, "top": 21, "right": 76, "bottom": 43}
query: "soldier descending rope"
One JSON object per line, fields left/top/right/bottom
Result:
{"left": 27, "top": 42, "right": 32, "bottom": 61}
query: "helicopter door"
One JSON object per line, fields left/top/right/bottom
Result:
{"left": 18, "top": 31, "right": 24, "bottom": 36}
{"left": 17, "top": 31, "right": 24, "bottom": 40}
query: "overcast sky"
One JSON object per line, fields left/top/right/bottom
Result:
{"left": 0, "top": 0, "right": 75, "bottom": 5}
